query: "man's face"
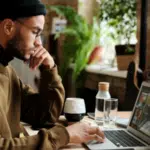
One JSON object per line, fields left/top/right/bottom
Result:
{"left": 6, "top": 15, "right": 45, "bottom": 61}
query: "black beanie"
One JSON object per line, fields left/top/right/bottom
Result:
{"left": 0, "top": 0, "right": 46, "bottom": 20}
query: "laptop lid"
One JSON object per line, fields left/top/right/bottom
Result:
{"left": 127, "top": 81, "right": 150, "bottom": 145}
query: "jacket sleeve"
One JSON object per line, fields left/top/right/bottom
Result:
{"left": 20, "top": 65, "right": 65, "bottom": 127}
{"left": 0, "top": 124, "right": 69, "bottom": 150}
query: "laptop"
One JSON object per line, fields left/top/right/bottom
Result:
{"left": 86, "top": 81, "right": 150, "bottom": 150}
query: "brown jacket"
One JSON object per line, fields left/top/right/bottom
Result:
{"left": 0, "top": 64, "right": 69, "bottom": 149}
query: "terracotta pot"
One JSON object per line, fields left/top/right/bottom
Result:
{"left": 115, "top": 44, "right": 136, "bottom": 70}
{"left": 88, "top": 46, "right": 103, "bottom": 64}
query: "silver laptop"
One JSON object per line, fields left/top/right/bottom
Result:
{"left": 86, "top": 81, "right": 150, "bottom": 150}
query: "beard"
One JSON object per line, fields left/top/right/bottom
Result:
{"left": 6, "top": 31, "right": 32, "bottom": 62}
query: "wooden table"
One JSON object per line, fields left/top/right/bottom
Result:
{"left": 23, "top": 111, "right": 131, "bottom": 150}
{"left": 60, "top": 111, "right": 131, "bottom": 150}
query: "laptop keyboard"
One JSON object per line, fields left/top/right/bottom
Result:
{"left": 104, "top": 130, "right": 145, "bottom": 147}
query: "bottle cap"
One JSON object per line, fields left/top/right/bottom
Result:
{"left": 98, "top": 82, "right": 109, "bottom": 91}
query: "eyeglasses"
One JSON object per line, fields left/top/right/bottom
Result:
{"left": 16, "top": 20, "right": 42, "bottom": 38}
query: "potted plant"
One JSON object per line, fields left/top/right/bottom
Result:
{"left": 48, "top": 5, "right": 101, "bottom": 83}
{"left": 97, "top": 0, "right": 137, "bottom": 70}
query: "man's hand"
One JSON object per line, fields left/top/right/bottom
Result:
{"left": 66, "top": 122, "right": 105, "bottom": 144}
{"left": 29, "top": 45, "right": 55, "bottom": 70}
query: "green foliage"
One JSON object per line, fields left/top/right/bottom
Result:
{"left": 98, "top": 0, "right": 137, "bottom": 45}
{"left": 48, "top": 5, "right": 100, "bottom": 82}
{"left": 125, "top": 45, "right": 135, "bottom": 54}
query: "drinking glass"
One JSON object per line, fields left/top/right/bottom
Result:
{"left": 103, "top": 98, "right": 118, "bottom": 128}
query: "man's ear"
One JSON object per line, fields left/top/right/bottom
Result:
{"left": 3, "top": 19, "right": 15, "bottom": 36}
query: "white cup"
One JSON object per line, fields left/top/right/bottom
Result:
{"left": 64, "top": 97, "right": 86, "bottom": 122}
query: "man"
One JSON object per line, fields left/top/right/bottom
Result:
{"left": 0, "top": 0, "right": 104, "bottom": 149}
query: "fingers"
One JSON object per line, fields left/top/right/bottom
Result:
{"left": 28, "top": 44, "right": 55, "bottom": 69}
{"left": 87, "top": 134, "right": 104, "bottom": 143}
{"left": 32, "top": 45, "right": 43, "bottom": 57}
{"left": 85, "top": 126, "right": 105, "bottom": 143}
{"left": 88, "top": 125, "right": 105, "bottom": 140}
{"left": 66, "top": 122, "right": 105, "bottom": 144}
{"left": 82, "top": 123, "right": 105, "bottom": 143}
{"left": 29, "top": 47, "right": 48, "bottom": 69}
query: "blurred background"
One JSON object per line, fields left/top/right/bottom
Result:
{"left": 10, "top": 0, "right": 150, "bottom": 113}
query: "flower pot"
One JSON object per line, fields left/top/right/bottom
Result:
{"left": 115, "top": 45, "right": 135, "bottom": 70}
{"left": 88, "top": 45, "right": 103, "bottom": 64}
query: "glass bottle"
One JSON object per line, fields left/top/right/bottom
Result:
{"left": 95, "top": 82, "right": 111, "bottom": 126}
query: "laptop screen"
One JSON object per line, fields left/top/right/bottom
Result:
{"left": 129, "top": 85, "right": 150, "bottom": 138}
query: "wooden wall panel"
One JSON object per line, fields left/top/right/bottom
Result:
{"left": 136, "top": 0, "right": 150, "bottom": 71}
{"left": 135, "top": 0, "right": 141, "bottom": 69}
{"left": 146, "top": 1, "right": 150, "bottom": 69}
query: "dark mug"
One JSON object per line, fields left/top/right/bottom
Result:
{"left": 64, "top": 98, "right": 86, "bottom": 122}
